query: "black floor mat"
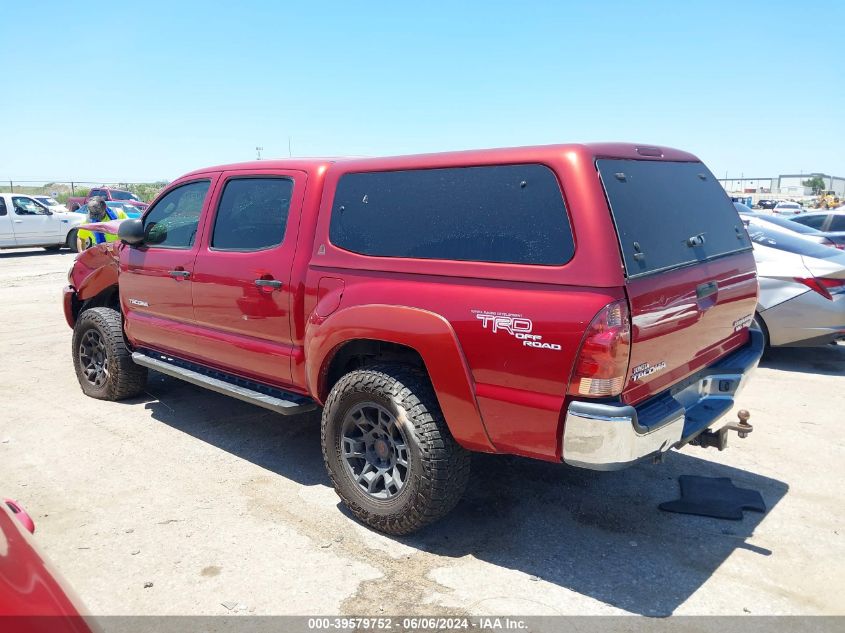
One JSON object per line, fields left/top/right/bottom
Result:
{"left": 659, "top": 475, "right": 766, "bottom": 520}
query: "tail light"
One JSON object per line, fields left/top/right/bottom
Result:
{"left": 794, "top": 277, "right": 845, "bottom": 300}
{"left": 568, "top": 300, "right": 632, "bottom": 397}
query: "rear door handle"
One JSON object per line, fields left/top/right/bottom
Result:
{"left": 254, "top": 279, "right": 283, "bottom": 289}
{"left": 168, "top": 270, "right": 190, "bottom": 279}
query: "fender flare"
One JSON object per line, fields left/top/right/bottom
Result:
{"left": 304, "top": 304, "right": 495, "bottom": 453}
{"left": 73, "top": 243, "right": 120, "bottom": 301}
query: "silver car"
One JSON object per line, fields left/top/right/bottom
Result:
{"left": 743, "top": 215, "right": 845, "bottom": 347}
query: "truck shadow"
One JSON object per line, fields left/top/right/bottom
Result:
{"left": 760, "top": 343, "right": 845, "bottom": 376}
{"left": 404, "top": 451, "right": 786, "bottom": 616}
{"left": 138, "top": 371, "right": 787, "bottom": 617}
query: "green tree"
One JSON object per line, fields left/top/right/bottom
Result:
{"left": 802, "top": 176, "right": 826, "bottom": 194}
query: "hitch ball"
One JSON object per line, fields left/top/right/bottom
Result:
{"left": 736, "top": 409, "right": 752, "bottom": 438}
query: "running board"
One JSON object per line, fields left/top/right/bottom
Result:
{"left": 131, "top": 351, "right": 316, "bottom": 416}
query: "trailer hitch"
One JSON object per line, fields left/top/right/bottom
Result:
{"left": 691, "top": 409, "right": 753, "bottom": 451}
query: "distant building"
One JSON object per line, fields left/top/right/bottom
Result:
{"left": 777, "top": 174, "right": 845, "bottom": 196}
{"left": 718, "top": 173, "right": 845, "bottom": 196}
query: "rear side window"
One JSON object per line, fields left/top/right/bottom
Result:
{"left": 597, "top": 159, "right": 750, "bottom": 277}
{"left": 329, "top": 164, "right": 573, "bottom": 265}
{"left": 829, "top": 215, "right": 845, "bottom": 231}
{"left": 790, "top": 214, "right": 826, "bottom": 230}
{"left": 211, "top": 178, "right": 293, "bottom": 250}
{"left": 0, "top": 197, "right": 6, "bottom": 216}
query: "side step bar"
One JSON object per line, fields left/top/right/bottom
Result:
{"left": 131, "top": 351, "right": 316, "bottom": 416}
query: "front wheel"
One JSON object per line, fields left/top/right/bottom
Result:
{"left": 72, "top": 307, "right": 147, "bottom": 400}
{"left": 66, "top": 229, "right": 79, "bottom": 252}
{"left": 321, "top": 364, "right": 471, "bottom": 535}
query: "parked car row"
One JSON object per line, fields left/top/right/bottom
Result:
{"left": 66, "top": 187, "right": 148, "bottom": 213}
{"left": 0, "top": 193, "right": 86, "bottom": 251}
{"left": 735, "top": 203, "right": 845, "bottom": 348}
{"left": 0, "top": 193, "right": 146, "bottom": 253}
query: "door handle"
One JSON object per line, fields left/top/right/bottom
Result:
{"left": 169, "top": 270, "right": 190, "bottom": 279}
{"left": 14, "top": 220, "right": 22, "bottom": 224}
{"left": 696, "top": 281, "right": 718, "bottom": 300}
{"left": 254, "top": 278, "right": 283, "bottom": 290}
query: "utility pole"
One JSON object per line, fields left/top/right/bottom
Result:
{"left": 256, "top": 146, "right": 264, "bottom": 161}
{"left": 288, "top": 136, "right": 292, "bottom": 158}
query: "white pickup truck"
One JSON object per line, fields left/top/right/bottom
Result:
{"left": 0, "top": 193, "right": 86, "bottom": 251}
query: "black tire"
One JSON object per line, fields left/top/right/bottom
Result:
{"left": 72, "top": 307, "right": 147, "bottom": 400}
{"left": 43, "top": 245, "right": 62, "bottom": 252}
{"left": 752, "top": 313, "right": 770, "bottom": 349}
{"left": 321, "top": 364, "right": 471, "bottom": 535}
{"left": 66, "top": 229, "right": 79, "bottom": 252}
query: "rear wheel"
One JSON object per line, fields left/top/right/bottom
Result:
{"left": 72, "top": 307, "right": 147, "bottom": 400}
{"left": 321, "top": 364, "right": 471, "bottom": 535}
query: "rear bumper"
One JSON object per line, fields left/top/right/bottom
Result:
{"left": 562, "top": 328, "right": 765, "bottom": 470}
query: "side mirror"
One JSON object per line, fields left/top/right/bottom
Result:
{"left": 118, "top": 218, "right": 145, "bottom": 245}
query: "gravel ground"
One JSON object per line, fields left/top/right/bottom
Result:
{"left": 1, "top": 248, "right": 843, "bottom": 617}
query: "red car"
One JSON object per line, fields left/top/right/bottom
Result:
{"left": 0, "top": 500, "right": 94, "bottom": 632}
{"left": 63, "top": 143, "right": 763, "bottom": 534}
{"left": 66, "top": 187, "right": 147, "bottom": 213}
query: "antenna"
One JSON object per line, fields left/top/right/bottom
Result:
{"left": 255, "top": 146, "right": 264, "bottom": 161}
{"left": 288, "top": 137, "right": 292, "bottom": 158}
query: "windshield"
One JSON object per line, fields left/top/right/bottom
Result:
{"left": 111, "top": 190, "right": 140, "bottom": 201}
{"left": 597, "top": 159, "right": 750, "bottom": 277}
{"left": 746, "top": 222, "right": 840, "bottom": 259}
{"left": 777, "top": 203, "right": 800, "bottom": 209}
{"left": 35, "top": 196, "right": 60, "bottom": 206}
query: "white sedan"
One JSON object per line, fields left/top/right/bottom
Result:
{"left": 0, "top": 193, "right": 86, "bottom": 252}
{"left": 772, "top": 201, "right": 803, "bottom": 215}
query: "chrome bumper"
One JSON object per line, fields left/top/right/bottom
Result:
{"left": 562, "top": 329, "right": 765, "bottom": 471}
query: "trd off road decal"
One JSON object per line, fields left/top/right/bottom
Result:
{"left": 472, "top": 310, "right": 562, "bottom": 351}
{"left": 733, "top": 314, "right": 754, "bottom": 332}
{"left": 630, "top": 361, "right": 666, "bottom": 382}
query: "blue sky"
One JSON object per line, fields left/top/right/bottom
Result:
{"left": 1, "top": 1, "right": 842, "bottom": 182}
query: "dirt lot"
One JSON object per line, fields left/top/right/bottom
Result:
{"left": 1, "top": 248, "right": 844, "bottom": 617}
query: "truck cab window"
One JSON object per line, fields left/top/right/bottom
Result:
{"left": 211, "top": 178, "right": 293, "bottom": 251}
{"left": 13, "top": 197, "right": 49, "bottom": 215}
{"left": 143, "top": 180, "right": 210, "bottom": 249}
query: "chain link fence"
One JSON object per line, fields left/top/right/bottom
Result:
{"left": 2, "top": 180, "right": 168, "bottom": 204}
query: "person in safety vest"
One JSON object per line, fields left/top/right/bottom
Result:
{"left": 76, "top": 197, "right": 128, "bottom": 251}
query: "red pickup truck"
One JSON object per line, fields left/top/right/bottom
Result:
{"left": 66, "top": 187, "right": 148, "bottom": 213}
{"left": 63, "top": 143, "right": 763, "bottom": 534}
